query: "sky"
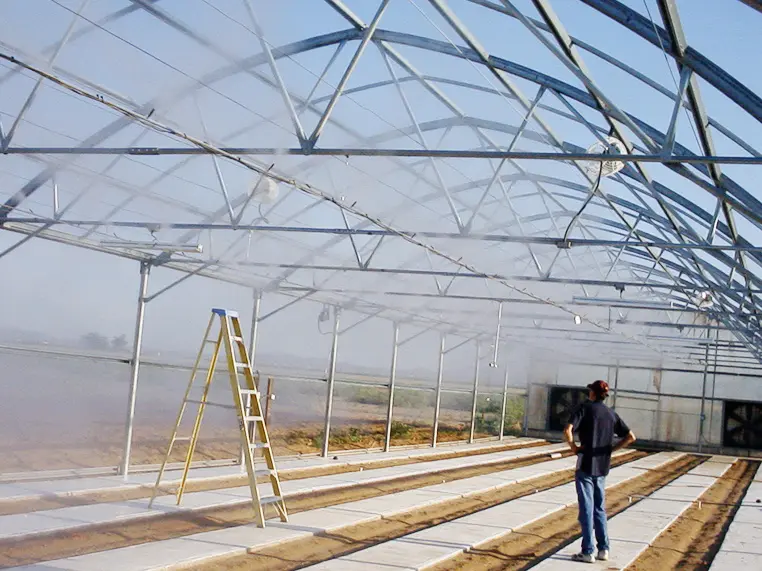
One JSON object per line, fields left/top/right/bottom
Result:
{"left": 0, "top": 0, "right": 760, "bottom": 386}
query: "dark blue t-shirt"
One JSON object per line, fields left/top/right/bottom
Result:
{"left": 568, "top": 400, "right": 631, "bottom": 477}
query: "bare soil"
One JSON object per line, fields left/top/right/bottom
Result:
{"left": 0, "top": 421, "right": 492, "bottom": 474}
{"left": 0, "top": 442, "right": 581, "bottom": 568}
{"left": 627, "top": 459, "right": 759, "bottom": 571}
{"left": 0, "top": 438, "right": 546, "bottom": 517}
{"left": 426, "top": 453, "right": 704, "bottom": 571}
{"left": 195, "top": 451, "right": 645, "bottom": 571}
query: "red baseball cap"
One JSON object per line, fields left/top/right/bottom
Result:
{"left": 587, "top": 380, "right": 610, "bottom": 397}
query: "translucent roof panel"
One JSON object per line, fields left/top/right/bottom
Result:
{"left": 0, "top": 0, "right": 760, "bottom": 370}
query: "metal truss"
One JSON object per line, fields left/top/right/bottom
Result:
{"left": 0, "top": 0, "right": 760, "bottom": 369}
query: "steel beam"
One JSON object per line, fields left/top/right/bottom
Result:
{"left": 118, "top": 261, "right": 150, "bottom": 479}
{"left": 322, "top": 307, "right": 341, "bottom": 457}
{"left": 498, "top": 364, "right": 509, "bottom": 439}
{"left": 1, "top": 0, "right": 91, "bottom": 151}
{"left": 431, "top": 333, "right": 446, "bottom": 447}
{"left": 662, "top": 66, "right": 693, "bottom": 158}
{"left": 9, "top": 219, "right": 762, "bottom": 253}
{"left": 383, "top": 322, "right": 400, "bottom": 452}
{"left": 378, "top": 46, "right": 465, "bottom": 232}
{"left": 240, "top": 288, "right": 262, "bottom": 468}
{"left": 8, "top": 145, "right": 760, "bottom": 165}
{"left": 577, "top": 0, "right": 762, "bottom": 123}
{"left": 243, "top": 0, "right": 307, "bottom": 146}
{"left": 468, "top": 341, "right": 481, "bottom": 444}
{"left": 308, "top": 0, "right": 390, "bottom": 146}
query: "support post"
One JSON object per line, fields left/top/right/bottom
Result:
{"left": 321, "top": 307, "right": 341, "bottom": 458}
{"left": 431, "top": 333, "right": 446, "bottom": 447}
{"left": 708, "top": 329, "right": 720, "bottom": 445}
{"left": 499, "top": 363, "right": 510, "bottom": 440}
{"left": 491, "top": 302, "right": 502, "bottom": 366}
{"left": 119, "top": 261, "right": 151, "bottom": 480}
{"left": 241, "top": 289, "right": 262, "bottom": 469}
{"left": 521, "top": 389, "right": 529, "bottom": 436}
{"left": 468, "top": 342, "right": 481, "bottom": 444}
{"left": 249, "top": 290, "right": 262, "bottom": 378}
{"left": 383, "top": 322, "right": 400, "bottom": 452}
{"left": 698, "top": 333, "right": 710, "bottom": 453}
{"left": 611, "top": 361, "right": 620, "bottom": 410}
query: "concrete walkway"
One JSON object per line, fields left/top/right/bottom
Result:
{"left": 709, "top": 462, "right": 762, "bottom": 570}
{"left": 535, "top": 455, "right": 736, "bottom": 570}
{"left": 7, "top": 449, "right": 590, "bottom": 570}
{"left": 0, "top": 437, "right": 544, "bottom": 503}
{"left": 298, "top": 452, "right": 685, "bottom": 571}
{"left": 0, "top": 441, "right": 564, "bottom": 540}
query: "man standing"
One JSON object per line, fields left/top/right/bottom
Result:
{"left": 563, "top": 380, "right": 636, "bottom": 563}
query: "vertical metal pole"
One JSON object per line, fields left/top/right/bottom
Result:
{"left": 248, "top": 289, "right": 262, "bottom": 369}
{"left": 491, "top": 302, "right": 502, "bottom": 366}
{"left": 611, "top": 361, "right": 620, "bottom": 410}
{"left": 468, "top": 342, "right": 481, "bottom": 444}
{"left": 241, "top": 289, "right": 262, "bottom": 469}
{"left": 708, "top": 329, "right": 720, "bottom": 445}
{"left": 321, "top": 307, "right": 341, "bottom": 458}
{"left": 384, "top": 323, "right": 400, "bottom": 452}
{"left": 521, "top": 389, "right": 529, "bottom": 436}
{"left": 698, "top": 333, "right": 710, "bottom": 453}
{"left": 431, "top": 334, "right": 446, "bottom": 447}
{"left": 499, "top": 362, "right": 510, "bottom": 440}
{"left": 119, "top": 261, "right": 151, "bottom": 480}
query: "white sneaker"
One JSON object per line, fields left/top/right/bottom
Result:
{"left": 597, "top": 549, "right": 610, "bottom": 561}
{"left": 571, "top": 552, "right": 595, "bottom": 563}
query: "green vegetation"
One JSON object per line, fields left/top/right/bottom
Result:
{"left": 389, "top": 420, "right": 411, "bottom": 439}
{"left": 340, "top": 384, "right": 525, "bottom": 438}
{"left": 338, "top": 385, "right": 431, "bottom": 408}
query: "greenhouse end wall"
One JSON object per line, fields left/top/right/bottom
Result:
{"left": 525, "top": 367, "right": 762, "bottom": 458}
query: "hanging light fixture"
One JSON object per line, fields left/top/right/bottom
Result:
{"left": 251, "top": 176, "right": 279, "bottom": 204}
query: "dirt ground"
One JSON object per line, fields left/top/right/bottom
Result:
{"left": 427, "top": 454, "right": 703, "bottom": 571}
{"left": 627, "top": 459, "right": 759, "bottom": 571}
{"left": 0, "top": 438, "right": 546, "bottom": 517}
{"left": 197, "top": 451, "right": 644, "bottom": 571}
{"left": 0, "top": 421, "right": 492, "bottom": 474}
{"left": 0, "top": 441, "right": 573, "bottom": 569}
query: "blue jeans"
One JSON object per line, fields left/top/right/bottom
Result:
{"left": 575, "top": 471, "right": 609, "bottom": 555}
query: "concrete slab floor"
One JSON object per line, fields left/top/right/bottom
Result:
{"left": 709, "top": 465, "right": 762, "bottom": 570}
{"left": 0, "top": 442, "right": 564, "bottom": 541}
{"left": 535, "top": 456, "right": 733, "bottom": 571}
{"left": 296, "top": 452, "right": 682, "bottom": 571}
{"left": 5, "top": 453, "right": 584, "bottom": 571}
{"left": 0, "top": 437, "right": 545, "bottom": 502}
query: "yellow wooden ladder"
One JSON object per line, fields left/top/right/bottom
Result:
{"left": 147, "top": 308, "right": 288, "bottom": 527}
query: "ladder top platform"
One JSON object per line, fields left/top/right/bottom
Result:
{"left": 212, "top": 308, "right": 239, "bottom": 317}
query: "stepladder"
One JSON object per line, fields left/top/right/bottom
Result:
{"left": 147, "top": 308, "right": 288, "bottom": 527}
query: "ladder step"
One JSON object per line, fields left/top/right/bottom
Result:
{"left": 244, "top": 415, "right": 264, "bottom": 423}
{"left": 231, "top": 335, "right": 245, "bottom": 342}
{"left": 239, "top": 389, "right": 260, "bottom": 395}
{"left": 187, "top": 399, "right": 236, "bottom": 410}
{"left": 249, "top": 442, "right": 270, "bottom": 449}
{"left": 173, "top": 436, "right": 191, "bottom": 442}
{"left": 234, "top": 362, "right": 250, "bottom": 369}
{"left": 260, "top": 496, "right": 284, "bottom": 505}
{"left": 204, "top": 339, "right": 218, "bottom": 345}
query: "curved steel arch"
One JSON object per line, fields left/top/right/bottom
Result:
{"left": 0, "top": 0, "right": 759, "bottom": 364}
{"left": 4, "top": 24, "right": 760, "bottom": 221}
